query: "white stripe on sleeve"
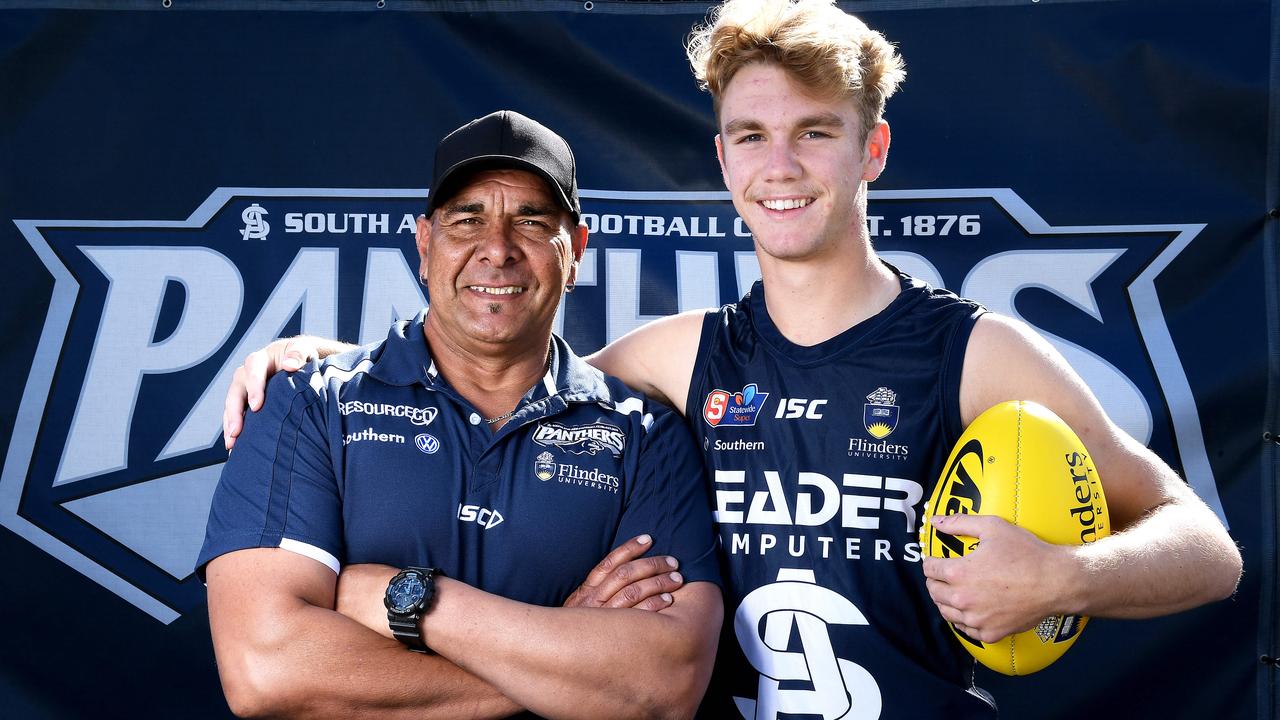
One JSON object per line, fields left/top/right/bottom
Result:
{"left": 278, "top": 538, "right": 340, "bottom": 574}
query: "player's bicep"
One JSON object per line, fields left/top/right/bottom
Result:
{"left": 588, "top": 310, "right": 705, "bottom": 413}
{"left": 959, "top": 314, "right": 1179, "bottom": 528}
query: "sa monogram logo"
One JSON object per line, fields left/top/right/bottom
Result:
{"left": 734, "top": 568, "right": 881, "bottom": 720}
{"left": 240, "top": 203, "right": 270, "bottom": 241}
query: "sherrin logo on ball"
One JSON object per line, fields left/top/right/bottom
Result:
{"left": 920, "top": 400, "right": 1110, "bottom": 675}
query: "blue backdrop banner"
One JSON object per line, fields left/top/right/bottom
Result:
{"left": 0, "top": 1, "right": 1275, "bottom": 718}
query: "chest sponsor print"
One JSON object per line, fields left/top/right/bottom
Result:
{"left": 340, "top": 400, "right": 438, "bottom": 427}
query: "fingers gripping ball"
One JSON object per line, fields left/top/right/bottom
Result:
{"left": 920, "top": 400, "right": 1109, "bottom": 675}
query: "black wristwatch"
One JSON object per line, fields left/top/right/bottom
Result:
{"left": 384, "top": 566, "right": 442, "bottom": 653}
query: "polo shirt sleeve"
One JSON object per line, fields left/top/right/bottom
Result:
{"left": 615, "top": 405, "right": 722, "bottom": 588}
{"left": 195, "top": 368, "right": 343, "bottom": 580}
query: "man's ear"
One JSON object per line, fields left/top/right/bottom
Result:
{"left": 715, "top": 134, "right": 732, "bottom": 191}
{"left": 415, "top": 214, "right": 432, "bottom": 282}
{"left": 571, "top": 222, "right": 588, "bottom": 261}
{"left": 862, "top": 120, "right": 891, "bottom": 182}
{"left": 566, "top": 222, "right": 588, "bottom": 288}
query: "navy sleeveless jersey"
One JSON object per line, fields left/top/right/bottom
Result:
{"left": 687, "top": 272, "right": 995, "bottom": 719}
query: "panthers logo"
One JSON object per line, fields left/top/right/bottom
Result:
{"left": 3, "top": 187, "right": 1216, "bottom": 622}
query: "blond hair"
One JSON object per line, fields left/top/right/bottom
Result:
{"left": 686, "top": 0, "right": 906, "bottom": 140}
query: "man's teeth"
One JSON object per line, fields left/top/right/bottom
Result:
{"left": 471, "top": 286, "right": 524, "bottom": 295}
{"left": 761, "top": 198, "right": 811, "bottom": 211}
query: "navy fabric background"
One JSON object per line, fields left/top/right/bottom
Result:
{"left": 0, "top": 1, "right": 1274, "bottom": 717}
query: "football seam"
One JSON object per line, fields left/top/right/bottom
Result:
{"left": 1011, "top": 401, "right": 1024, "bottom": 675}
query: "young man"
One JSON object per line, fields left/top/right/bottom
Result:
{"left": 201, "top": 111, "right": 721, "bottom": 720}
{"left": 223, "top": 2, "right": 1240, "bottom": 717}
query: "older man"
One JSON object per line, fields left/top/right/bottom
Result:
{"left": 199, "top": 110, "right": 721, "bottom": 720}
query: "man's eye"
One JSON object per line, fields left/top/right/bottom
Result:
{"left": 803, "top": 131, "right": 831, "bottom": 139}
{"left": 737, "top": 133, "right": 764, "bottom": 143}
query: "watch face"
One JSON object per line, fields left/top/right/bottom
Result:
{"left": 387, "top": 573, "right": 427, "bottom": 614}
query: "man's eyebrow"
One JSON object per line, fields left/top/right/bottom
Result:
{"left": 797, "top": 112, "right": 845, "bottom": 129}
{"left": 516, "top": 203, "right": 558, "bottom": 216}
{"left": 723, "top": 118, "right": 764, "bottom": 136}
{"left": 722, "top": 113, "right": 846, "bottom": 136}
{"left": 443, "top": 201, "right": 485, "bottom": 216}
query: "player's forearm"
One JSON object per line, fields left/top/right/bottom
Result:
{"left": 424, "top": 579, "right": 719, "bottom": 720}
{"left": 299, "top": 335, "right": 358, "bottom": 359}
{"left": 215, "top": 599, "right": 519, "bottom": 719}
{"left": 1063, "top": 497, "right": 1241, "bottom": 619}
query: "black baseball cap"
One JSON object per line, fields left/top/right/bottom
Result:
{"left": 427, "top": 110, "right": 581, "bottom": 220}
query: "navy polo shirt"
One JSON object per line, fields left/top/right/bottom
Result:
{"left": 198, "top": 312, "right": 720, "bottom": 607}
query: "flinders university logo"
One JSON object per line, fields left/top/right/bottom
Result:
{"left": 2, "top": 187, "right": 1225, "bottom": 622}
{"left": 862, "top": 387, "right": 899, "bottom": 439}
{"left": 535, "top": 451, "right": 556, "bottom": 481}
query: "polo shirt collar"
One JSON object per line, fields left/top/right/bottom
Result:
{"left": 366, "top": 309, "right": 614, "bottom": 407}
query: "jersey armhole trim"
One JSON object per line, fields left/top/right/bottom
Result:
{"left": 684, "top": 309, "right": 723, "bottom": 418}
{"left": 941, "top": 306, "right": 986, "bottom": 445}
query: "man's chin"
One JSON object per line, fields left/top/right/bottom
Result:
{"left": 753, "top": 235, "right": 826, "bottom": 262}
{"left": 458, "top": 317, "right": 544, "bottom": 350}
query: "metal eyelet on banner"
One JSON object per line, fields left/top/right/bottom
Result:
{"left": 583, "top": 1, "right": 594, "bottom": 10}
{"left": 161, "top": 0, "right": 171, "bottom": 7}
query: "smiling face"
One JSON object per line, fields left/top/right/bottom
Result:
{"left": 716, "top": 62, "right": 889, "bottom": 265}
{"left": 416, "top": 168, "right": 585, "bottom": 357}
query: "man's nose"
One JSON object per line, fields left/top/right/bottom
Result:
{"left": 474, "top": 221, "right": 521, "bottom": 266}
{"left": 762, "top": 138, "right": 802, "bottom": 183}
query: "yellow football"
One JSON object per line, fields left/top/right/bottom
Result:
{"left": 920, "top": 400, "right": 1110, "bottom": 675}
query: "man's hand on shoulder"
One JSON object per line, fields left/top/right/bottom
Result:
{"left": 223, "top": 335, "right": 354, "bottom": 451}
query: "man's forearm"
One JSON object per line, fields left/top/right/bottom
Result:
{"left": 422, "top": 579, "right": 720, "bottom": 720}
{"left": 1065, "top": 495, "right": 1241, "bottom": 619}
{"left": 223, "top": 605, "right": 519, "bottom": 719}
{"left": 211, "top": 590, "right": 519, "bottom": 719}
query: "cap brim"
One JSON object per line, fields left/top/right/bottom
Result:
{"left": 427, "top": 155, "right": 577, "bottom": 219}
